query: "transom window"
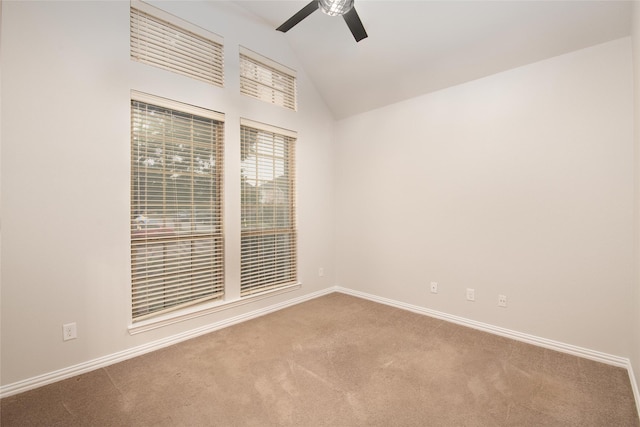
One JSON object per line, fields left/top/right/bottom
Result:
{"left": 240, "top": 47, "right": 297, "bottom": 111}
{"left": 130, "top": 0, "right": 224, "bottom": 87}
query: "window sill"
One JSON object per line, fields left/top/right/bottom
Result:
{"left": 128, "top": 282, "right": 301, "bottom": 335}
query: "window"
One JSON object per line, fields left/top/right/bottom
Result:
{"left": 130, "top": 0, "right": 224, "bottom": 87}
{"left": 240, "top": 119, "right": 297, "bottom": 296}
{"left": 131, "top": 92, "right": 224, "bottom": 321}
{"left": 240, "top": 47, "right": 297, "bottom": 110}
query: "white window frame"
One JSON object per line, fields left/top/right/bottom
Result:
{"left": 240, "top": 118, "right": 298, "bottom": 297}
{"left": 130, "top": 91, "right": 225, "bottom": 323}
{"left": 130, "top": 0, "right": 224, "bottom": 87}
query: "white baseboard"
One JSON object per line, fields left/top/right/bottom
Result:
{"left": 334, "top": 286, "right": 640, "bottom": 417}
{"left": 3, "top": 284, "right": 640, "bottom": 420}
{"left": 335, "top": 286, "right": 628, "bottom": 365}
{"left": 334, "top": 285, "right": 640, "bottom": 418}
{"left": 627, "top": 362, "right": 640, "bottom": 420}
{"left": 0, "top": 287, "right": 335, "bottom": 399}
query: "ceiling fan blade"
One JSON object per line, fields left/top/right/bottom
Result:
{"left": 276, "top": 1, "right": 319, "bottom": 33}
{"left": 343, "top": 7, "right": 368, "bottom": 42}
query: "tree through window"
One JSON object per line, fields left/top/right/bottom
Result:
{"left": 131, "top": 94, "right": 224, "bottom": 320}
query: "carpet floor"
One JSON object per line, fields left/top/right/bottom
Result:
{"left": 1, "top": 293, "right": 638, "bottom": 426}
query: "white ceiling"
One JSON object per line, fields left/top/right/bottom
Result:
{"left": 235, "top": 1, "right": 633, "bottom": 119}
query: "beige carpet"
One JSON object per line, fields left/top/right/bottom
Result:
{"left": 1, "top": 293, "right": 638, "bottom": 426}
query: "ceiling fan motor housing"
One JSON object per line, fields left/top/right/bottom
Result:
{"left": 319, "top": 0, "right": 354, "bottom": 16}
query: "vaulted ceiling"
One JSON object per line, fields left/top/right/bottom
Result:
{"left": 235, "top": 1, "right": 632, "bottom": 119}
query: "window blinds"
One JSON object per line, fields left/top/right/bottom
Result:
{"left": 131, "top": 93, "right": 225, "bottom": 320}
{"left": 240, "top": 119, "right": 297, "bottom": 297}
{"left": 130, "top": 1, "right": 224, "bottom": 87}
{"left": 240, "top": 47, "right": 297, "bottom": 111}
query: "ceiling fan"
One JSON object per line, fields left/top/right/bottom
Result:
{"left": 276, "top": 0, "right": 368, "bottom": 42}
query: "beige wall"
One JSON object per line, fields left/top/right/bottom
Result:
{"left": 0, "top": 0, "right": 336, "bottom": 386}
{"left": 335, "top": 37, "right": 635, "bottom": 357}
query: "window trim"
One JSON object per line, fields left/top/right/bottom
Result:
{"left": 132, "top": 91, "right": 225, "bottom": 122}
{"left": 131, "top": 0, "right": 224, "bottom": 46}
{"left": 239, "top": 46, "right": 297, "bottom": 79}
{"left": 128, "top": 282, "right": 301, "bottom": 335}
{"left": 239, "top": 118, "right": 297, "bottom": 139}
{"left": 130, "top": 90, "right": 226, "bottom": 323}
{"left": 130, "top": 0, "right": 224, "bottom": 86}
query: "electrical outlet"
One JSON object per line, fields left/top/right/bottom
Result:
{"left": 466, "top": 288, "right": 475, "bottom": 301}
{"left": 430, "top": 282, "right": 438, "bottom": 293}
{"left": 498, "top": 294, "right": 507, "bottom": 307}
{"left": 63, "top": 323, "right": 77, "bottom": 341}
{"left": 318, "top": 268, "right": 324, "bottom": 277}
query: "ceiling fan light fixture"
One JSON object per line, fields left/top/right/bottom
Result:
{"left": 318, "top": 0, "right": 354, "bottom": 16}
{"left": 276, "top": 0, "right": 367, "bottom": 42}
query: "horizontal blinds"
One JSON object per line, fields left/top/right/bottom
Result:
{"left": 240, "top": 123, "right": 297, "bottom": 297}
{"left": 131, "top": 98, "right": 224, "bottom": 320}
{"left": 131, "top": 2, "right": 223, "bottom": 87}
{"left": 240, "top": 48, "right": 296, "bottom": 111}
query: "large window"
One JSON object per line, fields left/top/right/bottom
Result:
{"left": 131, "top": 93, "right": 224, "bottom": 320}
{"left": 240, "top": 119, "right": 297, "bottom": 296}
{"left": 240, "top": 47, "right": 297, "bottom": 111}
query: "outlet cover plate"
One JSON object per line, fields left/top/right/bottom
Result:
{"left": 498, "top": 294, "right": 507, "bottom": 307}
{"left": 63, "top": 323, "right": 77, "bottom": 341}
{"left": 466, "top": 288, "right": 475, "bottom": 301}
